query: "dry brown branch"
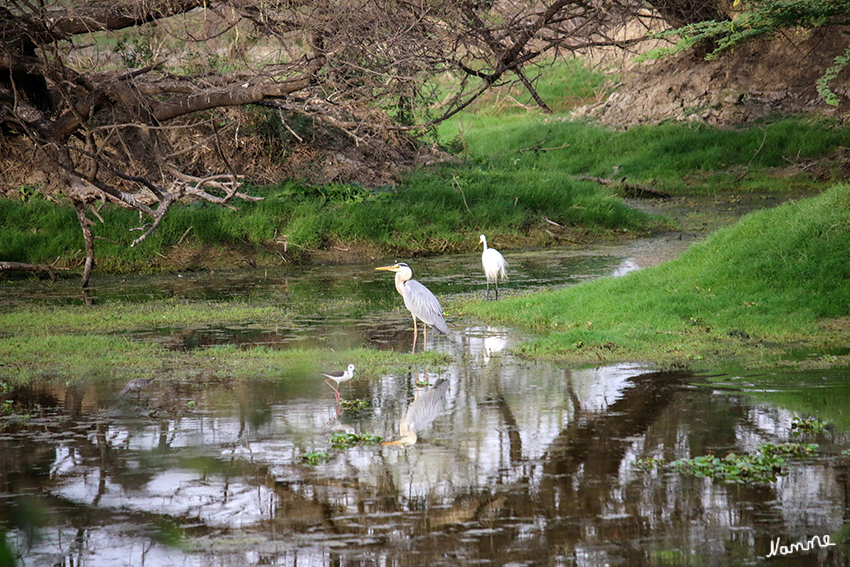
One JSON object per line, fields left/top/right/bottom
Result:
{"left": 1, "top": 0, "right": 670, "bottom": 286}
{"left": 579, "top": 176, "right": 672, "bottom": 199}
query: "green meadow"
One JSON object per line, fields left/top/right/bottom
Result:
{"left": 2, "top": 58, "right": 850, "bottom": 375}
{"left": 462, "top": 184, "right": 850, "bottom": 366}
{"left": 4, "top": 60, "right": 850, "bottom": 270}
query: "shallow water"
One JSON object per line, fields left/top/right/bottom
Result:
{"left": 2, "top": 235, "right": 850, "bottom": 566}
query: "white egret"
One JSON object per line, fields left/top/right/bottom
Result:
{"left": 479, "top": 234, "right": 508, "bottom": 299}
{"left": 375, "top": 262, "right": 448, "bottom": 352}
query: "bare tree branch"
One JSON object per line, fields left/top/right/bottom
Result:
{"left": 1, "top": 0, "right": 673, "bottom": 285}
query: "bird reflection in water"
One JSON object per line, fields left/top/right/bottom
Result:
{"left": 383, "top": 378, "right": 450, "bottom": 446}
{"left": 118, "top": 377, "right": 155, "bottom": 400}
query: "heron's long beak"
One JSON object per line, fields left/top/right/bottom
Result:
{"left": 375, "top": 265, "right": 398, "bottom": 272}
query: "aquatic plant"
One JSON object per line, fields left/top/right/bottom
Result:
{"left": 669, "top": 443, "right": 818, "bottom": 484}
{"left": 791, "top": 415, "right": 830, "bottom": 436}
{"left": 329, "top": 431, "right": 382, "bottom": 450}
{"left": 301, "top": 451, "right": 331, "bottom": 466}
{"left": 339, "top": 398, "right": 371, "bottom": 411}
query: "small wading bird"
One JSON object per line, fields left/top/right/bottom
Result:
{"left": 376, "top": 263, "right": 448, "bottom": 353}
{"left": 479, "top": 234, "right": 508, "bottom": 299}
{"left": 118, "top": 377, "right": 155, "bottom": 400}
{"left": 322, "top": 364, "right": 355, "bottom": 402}
{"left": 383, "top": 378, "right": 450, "bottom": 446}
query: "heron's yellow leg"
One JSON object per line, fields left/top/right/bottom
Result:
{"left": 411, "top": 315, "right": 418, "bottom": 354}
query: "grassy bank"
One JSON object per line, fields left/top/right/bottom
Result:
{"left": 5, "top": 60, "right": 850, "bottom": 274}
{"left": 445, "top": 114, "right": 850, "bottom": 195}
{"left": 0, "top": 328, "right": 449, "bottom": 385}
{"left": 461, "top": 184, "right": 850, "bottom": 367}
{"left": 4, "top": 114, "right": 848, "bottom": 273}
{"left": 4, "top": 57, "right": 850, "bottom": 373}
{"left": 0, "top": 171, "right": 655, "bottom": 273}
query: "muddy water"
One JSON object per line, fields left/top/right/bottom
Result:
{"left": 3, "top": 235, "right": 850, "bottom": 566}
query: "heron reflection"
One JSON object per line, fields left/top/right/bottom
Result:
{"left": 118, "top": 377, "right": 155, "bottom": 400}
{"left": 383, "top": 378, "right": 450, "bottom": 446}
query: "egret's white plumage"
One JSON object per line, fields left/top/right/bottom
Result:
{"left": 322, "top": 363, "right": 355, "bottom": 401}
{"left": 376, "top": 262, "right": 448, "bottom": 352}
{"left": 479, "top": 234, "right": 508, "bottom": 299}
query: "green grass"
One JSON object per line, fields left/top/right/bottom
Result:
{"left": 0, "top": 174, "right": 652, "bottom": 271}
{"left": 7, "top": 113, "right": 846, "bottom": 271}
{"left": 461, "top": 184, "right": 850, "bottom": 365}
{"left": 5, "top": 56, "right": 850, "bottom": 272}
{"left": 0, "top": 333, "right": 449, "bottom": 384}
{"left": 436, "top": 56, "right": 617, "bottom": 117}
{"left": 0, "top": 301, "right": 291, "bottom": 335}
{"left": 443, "top": 115, "right": 850, "bottom": 195}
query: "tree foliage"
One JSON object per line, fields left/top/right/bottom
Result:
{"left": 658, "top": 0, "right": 850, "bottom": 54}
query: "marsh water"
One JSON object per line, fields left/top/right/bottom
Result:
{"left": 3, "top": 234, "right": 850, "bottom": 566}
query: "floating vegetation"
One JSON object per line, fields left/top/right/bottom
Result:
{"left": 669, "top": 443, "right": 818, "bottom": 484}
{"left": 329, "top": 431, "right": 382, "bottom": 450}
{"left": 301, "top": 451, "right": 330, "bottom": 466}
{"left": 339, "top": 398, "right": 371, "bottom": 412}
{"left": 633, "top": 456, "right": 665, "bottom": 471}
{"left": 791, "top": 415, "right": 829, "bottom": 436}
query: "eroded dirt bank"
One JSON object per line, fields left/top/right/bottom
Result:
{"left": 577, "top": 26, "right": 850, "bottom": 126}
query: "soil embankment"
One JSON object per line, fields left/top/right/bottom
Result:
{"left": 577, "top": 27, "right": 850, "bottom": 126}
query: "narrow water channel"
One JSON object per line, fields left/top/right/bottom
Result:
{"left": 2, "top": 234, "right": 849, "bottom": 566}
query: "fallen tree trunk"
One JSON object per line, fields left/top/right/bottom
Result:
{"left": 0, "top": 261, "right": 70, "bottom": 281}
{"left": 578, "top": 176, "right": 672, "bottom": 199}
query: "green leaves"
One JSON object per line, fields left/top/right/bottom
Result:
{"left": 329, "top": 431, "right": 382, "bottom": 450}
{"left": 670, "top": 443, "right": 818, "bottom": 484}
{"left": 791, "top": 415, "right": 830, "bottom": 436}
{"left": 301, "top": 451, "right": 330, "bottom": 466}
{"left": 301, "top": 432, "right": 382, "bottom": 466}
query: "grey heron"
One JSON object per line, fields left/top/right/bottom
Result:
{"left": 479, "top": 234, "right": 508, "bottom": 299}
{"left": 322, "top": 363, "right": 355, "bottom": 402}
{"left": 376, "top": 262, "right": 448, "bottom": 352}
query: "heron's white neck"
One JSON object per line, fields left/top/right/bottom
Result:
{"left": 480, "top": 235, "right": 488, "bottom": 250}
{"left": 394, "top": 269, "right": 412, "bottom": 296}
{"left": 398, "top": 417, "right": 418, "bottom": 444}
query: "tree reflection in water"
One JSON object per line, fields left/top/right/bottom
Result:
{"left": 1, "top": 356, "right": 848, "bottom": 567}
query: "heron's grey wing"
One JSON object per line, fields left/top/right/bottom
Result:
{"left": 402, "top": 280, "right": 448, "bottom": 334}
{"left": 405, "top": 379, "right": 450, "bottom": 432}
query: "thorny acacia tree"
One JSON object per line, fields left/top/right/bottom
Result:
{"left": 1, "top": 0, "right": 691, "bottom": 285}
